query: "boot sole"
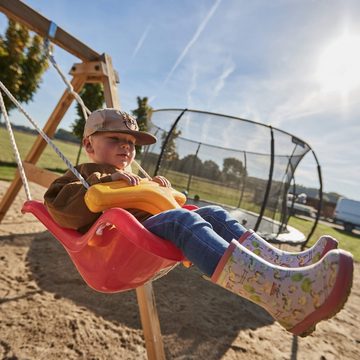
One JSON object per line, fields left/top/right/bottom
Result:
{"left": 288, "top": 251, "right": 353, "bottom": 337}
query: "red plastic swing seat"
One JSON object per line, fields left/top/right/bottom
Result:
{"left": 22, "top": 200, "right": 186, "bottom": 293}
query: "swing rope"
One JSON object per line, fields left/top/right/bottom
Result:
{"left": 1, "top": 36, "right": 154, "bottom": 196}
{"left": 0, "top": 89, "right": 32, "bottom": 200}
{"left": 43, "top": 22, "right": 91, "bottom": 123}
{"left": 0, "top": 80, "right": 90, "bottom": 189}
{"left": 43, "top": 37, "right": 153, "bottom": 181}
{"left": 46, "top": 54, "right": 91, "bottom": 121}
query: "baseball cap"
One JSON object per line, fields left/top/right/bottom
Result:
{"left": 83, "top": 108, "right": 157, "bottom": 145}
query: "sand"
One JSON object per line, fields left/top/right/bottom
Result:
{"left": 0, "top": 180, "right": 359, "bottom": 360}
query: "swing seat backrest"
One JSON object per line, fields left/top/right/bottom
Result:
{"left": 22, "top": 200, "right": 185, "bottom": 293}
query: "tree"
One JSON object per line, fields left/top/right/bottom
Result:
{"left": 71, "top": 83, "right": 104, "bottom": 164}
{"left": 160, "top": 126, "right": 182, "bottom": 164}
{"left": 177, "top": 154, "right": 203, "bottom": 175}
{"left": 72, "top": 83, "right": 105, "bottom": 139}
{"left": 0, "top": 20, "right": 49, "bottom": 115}
{"left": 222, "top": 157, "right": 247, "bottom": 184}
{"left": 131, "top": 96, "right": 153, "bottom": 154}
{"left": 200, "top": 160, "right": 221, "bottom": 180}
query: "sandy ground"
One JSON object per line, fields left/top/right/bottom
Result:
{"left": 0, "top": 180, "right": 359, "bottom": 360}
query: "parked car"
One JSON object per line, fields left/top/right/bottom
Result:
{"left": 287, "top": 201, "right": 317, "bottom": 218}
{"left": 287, "top": 193, "right": 317, "bottom": 218}
{"left": 334, "top": 198, "right": 360, "bottom": 232}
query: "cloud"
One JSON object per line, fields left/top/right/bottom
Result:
{"left": 187, "top": 64, "right": 199, "bottom": 108}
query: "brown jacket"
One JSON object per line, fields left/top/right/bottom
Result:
{"left": 44, "top": 163, "right": 150, "bottom": 232}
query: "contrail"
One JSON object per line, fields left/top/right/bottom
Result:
{"left": 150, "top": 0, "right": 222, "bottom": 103}
{"left": 214, "top": 60, "right": 235, "bottom": 97}
{"left": 132, "top": 23, "right": 152, "bottom": 59}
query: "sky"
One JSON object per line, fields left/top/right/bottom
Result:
{"left": 1, "top": 0, "right": 360, "bottom": 200}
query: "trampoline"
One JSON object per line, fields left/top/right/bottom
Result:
{"left": 137, "top": 109, "right": 323, "bottom": 247}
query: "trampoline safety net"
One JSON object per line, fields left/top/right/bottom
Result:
{"left": 137, "top": 109, "right": 322, "bottom": 246}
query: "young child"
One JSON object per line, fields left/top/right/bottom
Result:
{"left": 44, "top": 108, "right": 353, "bottom": 337}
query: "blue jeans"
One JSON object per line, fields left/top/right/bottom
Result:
{"left": 142, "top": 206, "right": 246, "bottom": 276}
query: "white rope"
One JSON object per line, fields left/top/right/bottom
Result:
{"left": 131, "top": 159, "right": 152, "bottom": 180}
{"left": 48, "top": 54, "right": 91, "bottom": 121}
{"left": 43, "top": 34, "right": 90, "bottom": 121}
{"left": 0, "top": 81, "right": 90, "bottom": 189}
{"left": 0, "top": 90, "right": 32, "bottom": 200}
{"left": 44, "top": 42, "right": 154, "bottom": 182}
{"left": 2, "top": 37, "right": 152, "bottom": 190}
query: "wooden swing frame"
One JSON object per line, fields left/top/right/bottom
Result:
{"left": 0, "top": 1, "right": 166, "bottom": 358}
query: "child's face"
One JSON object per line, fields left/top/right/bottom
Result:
{"left": 83, "top": 132, "right": 136, "bottom": 170}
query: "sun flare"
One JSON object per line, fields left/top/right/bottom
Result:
{"left": 316, "top": 33, "right": 360, "bottom": 95}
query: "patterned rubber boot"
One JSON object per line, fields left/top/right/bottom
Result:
{"left": 239, "top": 231, "right": 338, "bottom": 267}
{"left": 211, "top": 240, "right": 353, "bottom": 337}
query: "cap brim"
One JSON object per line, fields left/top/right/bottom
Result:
{"left": 93, "top": 129, "right": 157, "bottom": 145}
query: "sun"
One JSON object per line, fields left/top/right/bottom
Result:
{"left": 316, "top": 33, "right": 360, "bottom": 95}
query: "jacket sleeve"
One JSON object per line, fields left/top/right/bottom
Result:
{"left": 44, "top": 163, "right": 116, "bottom": 231}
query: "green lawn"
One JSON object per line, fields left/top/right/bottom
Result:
{"left": 0, "top": 127, "right": 87, "bottom": 179}
{"left": 0, "top": 164, "right": 18, "bottom": 181}
{"left": 289, "top": 216, "right": 360, "bottom": 261}
{"left": 2, "top": 128, "right": 359, "bottom": 262}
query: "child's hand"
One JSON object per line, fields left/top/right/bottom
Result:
{"left": 111, "top": 170, "right": 141, "bottom": 186}
{"left": 152, "top": 176, "right": 171, "bottom": 188}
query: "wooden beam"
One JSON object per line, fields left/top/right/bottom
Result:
{"left": 23, "top": 162, "right": 60, "bottom": 188}
{"left": 136, "top": 283, "right": 166, "bottom": 360}
{"left": 0, "top": 0, "right": 100, "bottom": 61}
{"left": 70, "top": 61, "right": 109, "bottom": 79}
{"left": 69, "top": 59, "right": 120, "bottom": 86}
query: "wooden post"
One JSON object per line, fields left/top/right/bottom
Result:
{"left": 136, "top": 283, "right": 166, "bottom": 360}
{"left": 101, "top": 54, "right": 121, "bottom": 109}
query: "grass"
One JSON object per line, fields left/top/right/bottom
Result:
{"left": 289, "top": 216, "right": 360, "bottom": 261}
{"left": 159, "top": 168, "right": 263, "bottom": 214}
{"left": 0, "top": 127, "right": 88, "bottom": 180}
{"left": 2, "top": 128, "right": 359, "bottom": 261}
{"left": 0, "top": 164, "right": 18, "bottom": 181}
